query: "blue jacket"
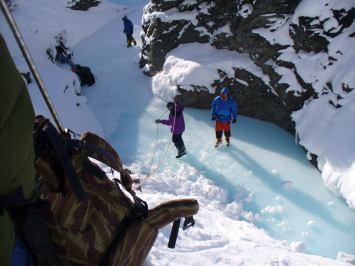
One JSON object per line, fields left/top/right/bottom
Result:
{"left": 210, "top": 87, "right": 238, "bottom": 123}
{"left": 123, "top": 16, "right": 134, "bottom": 36}
{"left": 161, "top": 103, "right": 185, "bottom": 135}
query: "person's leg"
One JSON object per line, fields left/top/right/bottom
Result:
{"left": 131, "top": 37, "right": 137, "bottom": 46}
{"left": 126, "top": 35, "right": 132, "bottom": 47}
{"left": 172, "top": 134, "right": 186, "bottom": 158}
{"left": 215, "top": 121, "right": 223, "bottom": 147}
{"left": 223, "top": 121, "right": 231, "bottom": 146}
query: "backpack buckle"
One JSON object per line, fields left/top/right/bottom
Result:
{"left": 183, "top": 216, "right": 195, "bottom": 231}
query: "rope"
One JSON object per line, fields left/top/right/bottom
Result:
{"left": 146, "top": 109, "right": 168, "bottom": 177}
{"left": 133, "top": 103, "right": 177, "bottom": 191}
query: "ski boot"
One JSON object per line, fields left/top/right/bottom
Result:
{"left": 176, "top": 147, "right": 186, "bottom": 158}
{"left": 127, "top": 43, "right": 131, "bottom": 47}
{"left": 214, "top": 139, "right": 222, "bottom": 148}
{"left": 225, "top": 138, "right": 230, "bottom": 147}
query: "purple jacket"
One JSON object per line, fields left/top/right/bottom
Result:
{"left": 161, "top": 103, "right": 185, "bottom": 135}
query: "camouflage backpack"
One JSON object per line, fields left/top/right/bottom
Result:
{"left": 11, "top": 115, "right": 199, "bottom": 266}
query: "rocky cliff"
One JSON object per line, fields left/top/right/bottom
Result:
{"left": 67, "top": 0, "right": 102, "bottom": 11}
{"left": 139, "top": 0, "right": 354, "bottom": 138}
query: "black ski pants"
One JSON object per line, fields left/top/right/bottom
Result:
{"left": 172, "top": 133, "right": 185, "bottom": 151}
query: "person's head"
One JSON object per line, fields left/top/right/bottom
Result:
{"left": 122, "top": 16, "right": 128, "bottom": 22}
{"left": 166, "top": 102, "right": 174, "bottom": 110}
{"left": 220, "top": 87, "right": 229, "bottom": 100}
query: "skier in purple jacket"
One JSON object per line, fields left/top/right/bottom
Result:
{"left": 155, "top": 102, "right": 186, "bottom": 158}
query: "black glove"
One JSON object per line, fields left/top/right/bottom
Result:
{"left": 232, "top": 118, "right": 237, "bottom": 124}
{"left": 123, "top": 29, "right": 125, "bottom": 33}
{"left": 211, "top": 115, "right": 216, "bottom": 121}
{"left": 155, "top": 119, "right": 162, "bottom": 124}
{"left": 131, "top": 31, "right": 133, "bottom": 35}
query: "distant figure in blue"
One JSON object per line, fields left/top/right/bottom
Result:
{"left": 122, "top": 16, "right": 137, "bottom": 47}
{"left": 210, "top": 87, "right": 238, "bottom": 147}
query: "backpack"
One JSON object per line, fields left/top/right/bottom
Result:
{"left": 73, "top": 64, "right": 95, "bottom": 87}
{"left": 9, "top": 115, "right": 198, "bottom": 266}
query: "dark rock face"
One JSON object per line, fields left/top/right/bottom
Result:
{"left": 67, "top": 0, "right": 101, "bottom": 11}
{"left": 139, "top": 0, "right": 354, "bottom": 139}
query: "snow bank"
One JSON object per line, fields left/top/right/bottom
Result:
{"left": 251, "top": 0, "right": 355, "bottom": 209}
{"left": 100, "top": 161, "right": 351, "bottom": 266}
{"left": 0, "top": 0, "right": 130, "bottom": 136}
{"left": 152, "top": 43, "right": 270, "bottom": 101}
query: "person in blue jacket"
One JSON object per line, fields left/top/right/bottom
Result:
{"left": 210, "top": 87, "right": 238, "bottom": 147}
{"left": 122, "top": 16, "right": 137, "bottom": 47}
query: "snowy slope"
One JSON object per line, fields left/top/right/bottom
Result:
{"left": 142, "top": 0, "right": 355, "bottom": 211}
{"left": 1, "top": 0, "right": 354, "bottom": 265}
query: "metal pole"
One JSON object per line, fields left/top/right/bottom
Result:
{"left": 0, "top": 0, "right": 66, "bottom": 135}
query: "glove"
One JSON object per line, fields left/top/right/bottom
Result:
{"left": 123, "top": 29, "right": 125, "bottom": 33}
{"left": 155, "top": 119, "right": 162, "bottom": 124}
{"left": 211, "top": 115, "right": 216, "bottom": 121}
{"left": 232, "top": 118, "right": 237, "bottom": 124}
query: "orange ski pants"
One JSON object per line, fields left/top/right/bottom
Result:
{"left": 215, "top": 120, "right": 231, "bottom": 140}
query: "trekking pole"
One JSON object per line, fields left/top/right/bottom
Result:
{"left": 0, "top": 0, "right": 66, "bottom": 135}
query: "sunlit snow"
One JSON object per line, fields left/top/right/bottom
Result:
{"left": 1, "top": 0, "right": 355, "bottom": 265}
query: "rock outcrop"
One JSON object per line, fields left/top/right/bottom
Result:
{"left": 67, "top": 0, "right": 102, "bottom": 11}
{"left": 139, "top": 0, "right": 355, "bottom": 141}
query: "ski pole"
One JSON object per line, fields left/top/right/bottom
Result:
{"left": 0, "top": 0, "right": 66, "bottom": 135}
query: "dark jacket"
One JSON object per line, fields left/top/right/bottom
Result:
{"left": 161, "top": 103, "right": 185, "bottom": 135}
{"left": 0, "top": 34, "right": 36, "bottom": 266}
{"left": 210, "top": 87, "right": 238, "bottom": 123}
{"left": 122, "top": 16, "right": 134, "bottom": 36}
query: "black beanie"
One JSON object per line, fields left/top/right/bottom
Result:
{"left": 166, "top": 102, "right": 174, "bottom": 108}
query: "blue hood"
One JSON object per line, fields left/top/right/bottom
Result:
{"left": 221, "top": 87, "right": 230, "bottom": 96}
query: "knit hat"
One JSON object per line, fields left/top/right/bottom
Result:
{"left": 166, "top": 102, "right": 174, "bottom": 108}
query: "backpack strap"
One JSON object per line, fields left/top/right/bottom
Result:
{"left": 74, "top": 131, "right": 133, "bottom": 191}
{"left": 42, "top": 125, "right": 87, "bottom": 202}
{"left": 81, "top": 159, "right": 105, "bottom": 180}
{"left": 70, "top": 139, "right": 122, "bottom": 170}
{"left": 113, "top": 178, "right": 148, "bottom": 219}
{"left": 167, "top": 218, "right": 181, "bottom": 249}
{"left": 167, "top": 216, "right": 195, "bottom": 249}
{"left": 22, "top": 200, "right": 61, "bottom": 266}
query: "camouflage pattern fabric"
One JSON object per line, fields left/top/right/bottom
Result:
{"left": 78, "top": 131, "right": 133, "bottom": 191}
{"left": 31, "top": 118, "right": 137, "bottom": 265}
{"left": 27, "top": 117, "right": 199, "bottom": 265}
{"left": 109, "top": 199, "right": 199, "bottom": 266}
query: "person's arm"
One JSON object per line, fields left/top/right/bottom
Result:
{"left": 232, "top": 99, "right": 238, "bottom": 119}
{"left": 0, "top": 33, "right": 36, "bottom": 266}
{"left": 161, "top": 115, "right": 176, "bottom": 126}
{"left": 210, "top": 98, "right": 217, "bottom": 117}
